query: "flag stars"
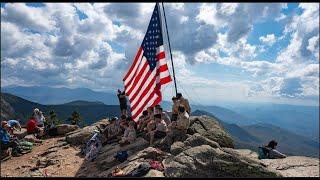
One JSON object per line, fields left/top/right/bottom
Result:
{"left": 140, "top": 4, "right": 163, "bottom": 69}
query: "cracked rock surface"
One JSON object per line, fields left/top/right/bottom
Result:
{"left": 1, "top": 116, "right": 319, "bottom": 177}
{"left": 261, "top": 156, "right": 319, "bottom": 177}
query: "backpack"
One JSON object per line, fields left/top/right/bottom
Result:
{"left": 114, "top": 151, "right": 128, "bottom": 162}
{"left": 258, "top": 146, "right": 269, "bottom": 159}
{"left": 126, "top": 162, "right": 151, "bottom": 177}
{"left": 48, "top": 127, "right": 58, "bottom": 137}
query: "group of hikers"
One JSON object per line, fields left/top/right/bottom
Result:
{"left": 1, "top": 89, "right": 287, "bottom": 162}
{"left": 82, "top": 90, "right": 192, "bottom": 162}
{"left": 0, "top": 108, "right": 60, "bottom": 159}
{"left": 98, "top": 91, "right": 192, "bottom": 148}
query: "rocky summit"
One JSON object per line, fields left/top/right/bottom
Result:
{"left": 1, "top": 115, "right": 319, "bottom": 177}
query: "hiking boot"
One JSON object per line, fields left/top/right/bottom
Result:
{"left": 1, "top": 148, "right": 12, "bottom": 161}
{"left": 12, "top": 151, "right": 23, "bottom": 157}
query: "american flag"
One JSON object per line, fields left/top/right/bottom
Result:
{"left": 123, "top": 3, "right": 172, "bottom": 122}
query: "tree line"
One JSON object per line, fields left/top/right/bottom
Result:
{"left": 44, "top": 110, "right": 86, "bottom": 127}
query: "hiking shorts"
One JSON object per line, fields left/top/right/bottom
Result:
{"left": 171, "top": 114, "right": 178, "bottom": 122}
{"left": 154, "top": 131, "right": 166, "bottom": 139}
{"left": 27, "top": 127, "right": 40, "bottom": 135}
{"left": 120, "top": 104, "right": 127, "bottom": 111}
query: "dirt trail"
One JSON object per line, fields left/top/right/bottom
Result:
{"left": 1, "top": 136, "right": 84, "bottom": 177}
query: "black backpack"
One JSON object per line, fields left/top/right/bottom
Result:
{"left": 126, "top": 162, "right": 151, "bottom": 177}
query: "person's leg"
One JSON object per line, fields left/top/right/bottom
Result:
{"left": 164, "top": 134, "right": 173, "bottom": 150}
{"left": 149, "top": 131, "right": 155, "bottom": 145}
{"left": 1, "top": 143, "right": 10, "bottom": 156}
{"left": 146, "top": 121, "right": 155, "bottom": 133}
{"left": 124, "top": 109, "right": 127, "bottom": 116}
{"left": 270, "top": 149, "right": 286, "bottom": 158}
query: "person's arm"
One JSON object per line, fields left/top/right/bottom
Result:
{"left": 125, "top": 130, "right": 135, "bottom": 142}
{"left": 186, "top": 99, "right": 191, "bottom": 114}
{"left": 270, "top": 149, "right": 287, "bottom": 158}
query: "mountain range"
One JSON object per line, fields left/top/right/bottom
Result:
{"left": 1, "top": 85, "right": 319, "bottom": 153}
{"left": 1, "top": 92, "right": 319, "bottom": 157}
{"left": 1, "top": 85, "right": 118, "bottom": 105}
{"left": 2, "top": 85, "right": 319, "bottom": 141}
{"left": 1, "top": 93, "right": 120, "bottom": 126}
{"left": 192, "top": 110, "right": 319, "bottom": 158}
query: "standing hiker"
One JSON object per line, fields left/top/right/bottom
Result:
{"left": 171, "top": 97, "right": 179, "bottom": 122}
{"left": 117, "top": 89, "right": 128, "bottom": 117}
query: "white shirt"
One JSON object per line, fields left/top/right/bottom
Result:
{"left": 35, "top": 112, "right": 45, "bottom": 126}
{"left": 156, "top": 120, "right": 167, "bottom": 132}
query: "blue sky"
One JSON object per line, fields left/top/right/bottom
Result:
{"left": 1, "top": 3, "right": 319, "bottom": 106}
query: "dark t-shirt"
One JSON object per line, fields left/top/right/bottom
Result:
{"left": 117, "top": 92, "right": 127, "bottom": 106}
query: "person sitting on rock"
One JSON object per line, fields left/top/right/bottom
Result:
{"left": 119, "top": 121, "right": 136, "bottom": 146}
{"left": 0, "top": 121, "right": 24, "bottom": 157}
{"left": 141, "top": 106, "right": 155, "bottom": 132}
{"left": 102, "top": 117, "right": 122, "bottom": 144}
{"left": 26, "top": 116, "right": 44, "bottom": 139}
{"left": 148, "top": 114, "right": 167, "bottom": 145}
{"left": 264, "top": 140, "right": 287, "bottom": 159}
{"left": 168, "top": 106, "right": 190, "bottom": 133}
{"left": 85, "top": 130, "right": 103, "bottom": 162}
{"left": 119, "top": 115, "right": 128, "bottom": 132}
{"left": 175, "top": 105, "right": 190, "bottom": 133}
{"left": 171, "top": 96, "right": 179, "bottom": 122}
{"left": 176, "top": 93, "right": 191, "bottom": 115}
{"left": 137, "top": 110, "right": 148, "bottom": 132}
{"left": 3, "top": 120, "right": 21, "bottom": 135}
{"left": 126, "top": 116, "right": 137, "bottom": 130}
{"left": 156, "top": 107, "right": 171, "bottom": 126}
{"left": 33, "top": 108, "right": 45, "bottom": 127}
{"left": 161, "top": 106, "right": 190, "bottom": 151}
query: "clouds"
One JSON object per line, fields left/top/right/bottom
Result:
{"left": 259, "top": 34, "right": 277, "bottom": 46}
{"left": 0, "top": 3, "right": 319, "bottom": 106}
{"left": 191, "top": 3, "right": 319, "bottom": 104}
{"left": 1, "top": 3, "right": 55, "bottom": 32}
{"left": 197, "top": 3, "right": 285, "bottom": 43}
{"left": 1, "top": 3, "right": 125, "bottom": 90}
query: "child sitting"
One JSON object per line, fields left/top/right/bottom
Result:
{"left": 119, "top": 121, "right": 136, "bottom": 146}
{"left": 148, "top": 114, "right": 167, "bottom": 145}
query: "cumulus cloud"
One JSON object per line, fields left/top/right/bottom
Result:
{"left": 259, "top": 34, "right": 277, "bottom": 46}
{"left": 0, "top": 3, "right": 318, "bottom": 105}
{"left": 194, "top": 3, "right": 319, "bottom": 103}
{"left": 1, "top": 3, "right": 125, "bottom": 91}
{"left": 197, "top": 3, "right": 285, "bottom": 43}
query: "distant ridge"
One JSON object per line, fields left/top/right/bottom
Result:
{"left": 63, "top": 100, "right": 105, "bottom": 106}
{"left": 1, "top": 86, "right": 118, "bottom": 105}
{"left": 1, "top": 93, "right": 120, "bottom": 126}
{"left": 193, "top": 109, "right": 319, "bottom": 158}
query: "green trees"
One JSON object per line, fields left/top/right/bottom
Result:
{"left": 68, "top": 111, "right": 84, "bottom": 126}
{"left": 48, "top": 110, "right": 61, "bottom": 126}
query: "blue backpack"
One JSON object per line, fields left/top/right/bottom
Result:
{"left": 0, "top": 127, "right": 10, "bottom": 145}
{"left": 114, "top": 151, "right": 128, "bottom": 162}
